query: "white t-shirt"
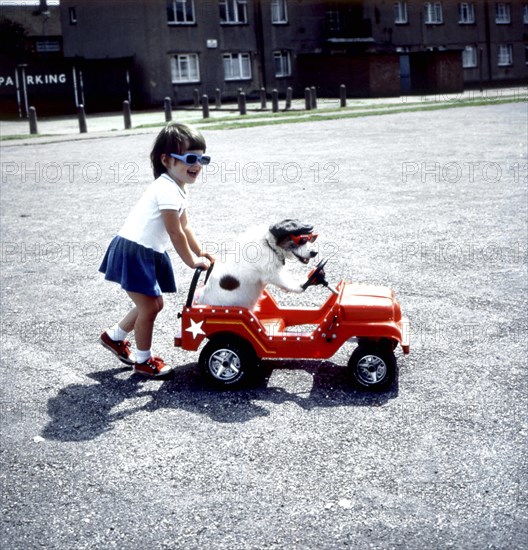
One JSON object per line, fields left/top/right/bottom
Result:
{"left": 118, "top": 173, "right": 187, "bottom": 253}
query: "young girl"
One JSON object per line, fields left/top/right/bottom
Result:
{"left": 99, "top": 123, "right": 214, "bottom": 377}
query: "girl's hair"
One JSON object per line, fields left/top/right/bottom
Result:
{"left": 150, "top": 122, "right": 207, "bottom": 178}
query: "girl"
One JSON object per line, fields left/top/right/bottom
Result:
{"left": 99, "top": 123, "right": 214, "bottom": 377}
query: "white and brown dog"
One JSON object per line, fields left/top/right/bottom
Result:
{"left": 198, "top": 219, "right": 318, "bottom": 310}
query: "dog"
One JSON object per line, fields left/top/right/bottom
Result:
{"left": 198, "top": 219, "right": 318, "bottom": 310}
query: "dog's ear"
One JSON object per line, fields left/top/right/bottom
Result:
{"left": 269, "top": 219, "right": 314, "bottom": 241}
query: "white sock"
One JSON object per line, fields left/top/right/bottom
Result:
{"left": 107, "top": 323, "right": 129, "bottom": 342}
{"left": 136, "top": 349, "right": 151, "bottom": 364}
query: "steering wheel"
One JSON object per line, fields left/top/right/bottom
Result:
{"left": 301, "top": 258, "right": 329, "bottom": 291}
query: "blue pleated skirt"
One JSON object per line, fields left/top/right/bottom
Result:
{"left": 99, "top": 236, "right": 176, "bottom": 296}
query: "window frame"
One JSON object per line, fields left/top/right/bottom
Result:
{"left": 167, "top": 0, "right": 196, "bottom": 25}
{"left": 273, "top": 50, "right": 291, "bottom": 77}
{"left": 222, "top": 52, "right": 252, "bottom": 81}
{"left": 462, "top": 45, "right": 478, "bottom": 68}
{"left": 394, "top": 1, "right": 408, "bottom": 24}
{"left": 495, "top": 3, "right": 511, "bottom": 24}
{"left": 458, "top": 2, "right": 475, "bottom": 24}
{"left": 424, "top": 2, "right": 443, "bottom": 24}
{"left": 271, "top": 0, "right": 288, "bottom": 24}
{"left": 219, "top": 0, "right": 248, "bottom": 25}
{"left": 497, "top": 44, "right": 513, "bottom": 66}
{"left": 171, "top": 53, "right": 200, "bottom": 84}
{"left": 523, "top": 4, "right": 528, "bottom": 24}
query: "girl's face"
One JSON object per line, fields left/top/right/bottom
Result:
{"left": 161, "top": 149, "right": 205, "bottom": 187}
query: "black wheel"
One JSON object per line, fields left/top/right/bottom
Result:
{"left": 199, "top": 336, "right": 258, "bottom": 388}
{"left": 348, "top": 343, "right": 396, "bottom": 390}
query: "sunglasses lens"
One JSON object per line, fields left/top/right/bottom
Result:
{"left": 200, "top": 156, "right": 211, "bottom": 165}
{"left": 186, "top": 154, "right": 198, "bottom": 164}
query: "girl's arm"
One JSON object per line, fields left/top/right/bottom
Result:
{"left": 161, "top": 210, "right": 210, "bottom": 269}
{"left": 180, "top": 210, "right": 215, "bottom": 263}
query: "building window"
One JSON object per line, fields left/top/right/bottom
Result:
{"left": 424, "top": 2, "right": 443, "bottom": 24}
{"left": 171, "top": 54, "right": 200, "bottom": 83}
{"left": 495, "top": 3, "right": 511, "bottom": 24}
{"left": 223, "top": 53, "right": 251, "bottom": 80}
{"left": 219, "top": 0, "right": 248, "bottom": 24}
{"left": 394, "top": 2, "right": 408, "bottom": 24}
{"left": 462, "top": 45, "right": 477, "bottom": 67}
{"left": 497, "top": 44, "right": 513, "bottom": 66}
{"left": 523, "top": 4, "right": 528, "bottom": 23}
{"left": 525, "top": 45, "right": 528, "bottom": 63}
{"left": 325, "top": 10, "right": 340, "bottom": 32}
{"left": 273, "top": 51, "right": 291, "bottom": 77}
{"left": 167, "top": 0, "right": 195, "bottom": 24}
{"left": 458, "top": 3, "right": 475, "bottom": 24}
{"left": 271, "top": 0, "right": 288, "bottom": 24}
{"left": 36, "top": 40, "right": 61, "bottom": 53}
{"left": 69, "top": 7, "right": 77, "bottom": 25}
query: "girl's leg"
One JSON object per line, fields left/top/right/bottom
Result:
{"left": 117, "top": 306, "right": 138, "bottom": 333}
{"left": 126, "top": 291, "right": 164, "bottom": 352}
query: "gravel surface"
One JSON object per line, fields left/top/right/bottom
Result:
{"left": 1, "top": 102, "right": 527, "bottom": 549}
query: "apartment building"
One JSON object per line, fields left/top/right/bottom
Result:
{"left": 2, "top": 1, "right": 526, "bottom": 114}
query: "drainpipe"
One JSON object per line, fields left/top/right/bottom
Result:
{"left": 254, "top": 0, "right": 267, "bottom": 91}
{"left": 483, "top": 0, "right": 492, "bottom": 83}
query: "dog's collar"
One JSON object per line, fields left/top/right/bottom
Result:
{"left": 265, "top": 238, "right": 285, "bottom": 265}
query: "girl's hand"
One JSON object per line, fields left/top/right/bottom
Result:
{"left": 193, "top": 259, "right": 211, "bottom": 271}
{"left": 202, "top": 252, "right": 215, "bottom": 264}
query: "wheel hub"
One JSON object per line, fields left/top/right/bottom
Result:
{"left": 209, "top": 349, "right": 241, "bottom": 381}
{"left": 357, "top": 354, "right": 387, "bottom": 384}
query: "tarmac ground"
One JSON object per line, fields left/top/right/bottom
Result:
{"left": 0, "top": 99, "right": 527, "bottom": 549}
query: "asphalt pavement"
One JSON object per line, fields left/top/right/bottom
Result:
{"left": 0, "top": 101, "right": 527, "bottom": 549}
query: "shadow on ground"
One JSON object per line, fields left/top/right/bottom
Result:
{"left": 42, "top": 360, "right": 399, "bottom": 442}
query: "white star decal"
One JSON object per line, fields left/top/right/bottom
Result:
{"left": 185, "top": 318, "right": 206, "bottom": 339}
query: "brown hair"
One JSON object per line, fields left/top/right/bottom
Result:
{"left": 150, "top": 123, "right": 207, "bottom": 178}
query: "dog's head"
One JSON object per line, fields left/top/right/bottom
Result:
{"left": 269, "top": 219, "right": 318, "bottom": 264}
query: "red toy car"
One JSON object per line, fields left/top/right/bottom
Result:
{"left": 175, "top": 260, "right": 410, "bottom": 390}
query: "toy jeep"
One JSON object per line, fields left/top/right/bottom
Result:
{"left": 175, "top": 261, "right": 410, "bottom": 390}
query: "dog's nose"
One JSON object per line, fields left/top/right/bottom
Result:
{"left": 310, "top": 250, "right": 318, "bottom": 258}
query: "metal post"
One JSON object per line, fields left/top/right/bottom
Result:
{"left": 310, "top": 86, "right": 317, "bottom": 109}
{"left": 239, "top": 91, "right": 247, "bottom": 115}
{"left": 202, "top": 94, "right": 210, "bottom": 119}
{"left": 260, "top": 87, "right": 267, "bottom": 109}
{"left": 78, "top": 104, "right": 87, "bottom": 133}
{"left": 285, "top": 87, "right": 292, "bottom": 110}
{"left": 340, "top": 84, "right": 347, "bottom": 108}
{"left": 272, "top": 89, "right": 279, "bottom": 113}
{"left": 304, "top": 87, "right": 311, "bottom": 110}
{"left": 193, "top": 88, "right": 200, "bottom": 108}
{"left": 29, "top": 106, "right": 38, "bottom": 134}
{"left": 123, "top": 100, "right": 132, "bottom": 129}
{"left": 164, "top": 97, "right": 172, "bottom": 122}
{"left": 215, "top": 88, "right": 222, "bottom": 109}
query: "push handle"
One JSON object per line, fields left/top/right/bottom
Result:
{"left": 185, "top": 264, "right": 214, "bottom": 308}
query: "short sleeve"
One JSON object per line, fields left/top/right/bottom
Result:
{"left": 156, "top": 180, "right": 185, "bottom": 211}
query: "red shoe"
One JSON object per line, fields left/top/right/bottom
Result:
{"left": 99, "top": 331, "right": 135, "bottom": 366}
{"left": 133, "top": 356, "right": 173, "bottom": 378}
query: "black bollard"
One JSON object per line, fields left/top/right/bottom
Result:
{"left": 215, "top": 88, "right": 222, "bottom": 109}
{"left": 123, "top": 100, "right": 132, "bottom": 129}
{"left": 272, "top": 89, "right": 279, "bottom": 113}
{"left": 164, "top": 97, "right": 172, "bottom": 122}
{"left": 304, "top": 87, "right": 312, "bottom": 110}
{"left": 238, "top": 91, "right": 247, "bottom": 115}
{"left": 202, "top": 94, "right": 210, "bottom": 119}
{"left": 310, "top": 86, "right": 317, "bottom": 109}
{"left": 285, "top": 87, "right": 292, "bottom": 110}
{"left": 260, "top": 87, "right": 267, "bottom": 109}
{"left": 340, "top": 84, "right": 347, "bottom": 108}
{"left": 78, "top": 104, "right": 87, "bottom": 133}
{"left": 29, "top": 106, "right": 38, "bottom": 135}
{"left": 193, "top": 88, "right": 200, "bottom": 108}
